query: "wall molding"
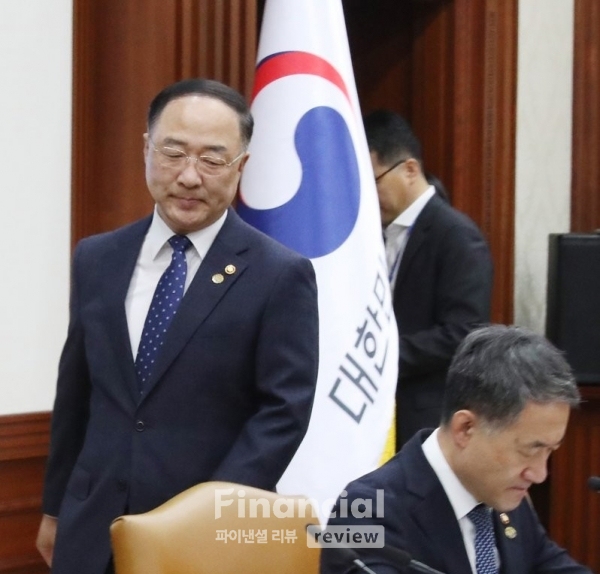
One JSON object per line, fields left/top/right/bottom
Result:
{"left": 0, "top": 412, "right": 51, "bottom": 574}
{"left": 0, "top": 412, "right": 50, "bottom": 462}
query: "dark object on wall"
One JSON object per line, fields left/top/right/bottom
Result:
{"left": 588, "top": 476, "right": 600, "bottom": 492}
{"left": 546, "top": 233, "right": 600, "bottom": 384}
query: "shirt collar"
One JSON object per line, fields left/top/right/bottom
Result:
{"left": 147, "top": 207, "right": 228, "bottom": 260}
{"left": 422, "top": 428, "right": 480, "bottom": 521}
{"left": 390, "top": 185, "right": 435, "bottom": 228}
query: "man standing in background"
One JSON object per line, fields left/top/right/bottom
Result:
{"left": 364, "top": 110, "right": 493, "bottom": 447}
{"left": 36, "top": 78, "right": 319, "bottom": 574}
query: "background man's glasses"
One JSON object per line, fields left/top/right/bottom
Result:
{"left": 375, "top": 158, "right": 407, "bottom": 183}
{"left": 150, "top": 139, "right": 245, "bottom": 177}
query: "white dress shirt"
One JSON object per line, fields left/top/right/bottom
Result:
{"left": 125, "top": 207, "right": 227, "bottom": 358}
{"left": 384, "top": 185, "right": 435, "bottom": 288}
{"left": 422, "top": 429, "right": 500, "bottom": 574}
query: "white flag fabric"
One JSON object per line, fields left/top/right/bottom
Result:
{"left": 238, "top": 0, "right": 398, "bottom": 523}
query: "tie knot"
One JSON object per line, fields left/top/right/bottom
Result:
{"left": 468, "top": 504, "right": 493, "bottom": 528}
{"left": 168, "top": 235, "right": 191, "bottom": 254}
{"left": 384, "top": 223, "right": 405, "bottom": 243}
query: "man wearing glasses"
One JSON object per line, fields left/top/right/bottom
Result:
{"left": 37, "top": 79, "right": 319, "bottom": 574}
{"left": 364, "top": 110, "right": 493, "bottom": 449}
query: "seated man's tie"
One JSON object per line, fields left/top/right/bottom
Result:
{"left": 468, "top": 504, "right": 498, "bottom": 574}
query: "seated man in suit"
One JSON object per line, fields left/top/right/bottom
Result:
{"left": 36, "top": 78, "right": 319, "bottom": 574}
{"left": 364, "top": 110, "right": 494, "bottom": 447}
{"left": 321, "top": 324, "right": 592, "bottom": 574}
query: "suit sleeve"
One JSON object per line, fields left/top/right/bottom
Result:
{"left": 42, "top": 242, "right": 92, "bottom": 516}
{"left": 320, "top": 484, "right": 406, "bottom": 574}
{"left": 400, "top": 219, "right": 493, "bottom": 377}
{"left": 211, "top": 256, "right": 319, "bottom": 490}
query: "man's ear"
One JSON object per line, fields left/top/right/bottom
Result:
{"left": 449, "top": 410, "right": 478, "bottom": 449}
{"left": 237, "top": 152, "right": 250, "bottom": 173}
{"left": 143, "top": 133, "right": 150, "bottom": 160}
{"left": 403, "top": 157, "right": 421, "bottom": 181}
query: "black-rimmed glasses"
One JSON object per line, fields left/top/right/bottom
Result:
{"left": 375, "top": 158, "right": 407, "bottom": 183}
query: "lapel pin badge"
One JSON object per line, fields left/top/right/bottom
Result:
{"left": 224, "top": 264, "right": 236, "bottom": 275}
{"left": 504, "top": 526, "right": 517, "bottom": 539}
{"left": 212, "top": 273, "right": 224, "bottom": 284}
{"left": 499, "top": 513, "right": 517, "bottom": 538}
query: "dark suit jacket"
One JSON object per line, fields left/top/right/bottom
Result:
{"left": 393, "top": 194, "right": 493, "bottom": 445}
{"left": 321, "top": 430, "right": 591, "bottom": 574}
{"left": 42, "top": 208, "right": 319, "bottom": 574}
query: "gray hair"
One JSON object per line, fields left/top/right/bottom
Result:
{"left": 441, "top": 324, "right": 580, "bottom": 429}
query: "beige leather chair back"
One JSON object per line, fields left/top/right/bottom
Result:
{"left": 110, "top": 481, "right": 321, "bottom": 574}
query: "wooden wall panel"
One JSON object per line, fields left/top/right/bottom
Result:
{"left": 571, "top": 0, "right": 600, "bottom": 232}
{"left": 412, "top": 0, "right": 517, "bottom": 325}
{"left": 549, "top": 386, "right": 600, "bottom": 572}
{"left": 410, "top": 0, "right": 456, "bottom": 191}
{"left": 454, "top": 0, "right": 517, "bottom": 325}
{"left": 177, "top": 0, "right": 257, "bottom": 97}
{"left": 0, "top": 413, "right": 51, "bottom": 574}
{"left": 72, "top": 0, "right": 258, "bottom": 245}
{"left": 345, "top": 0, "right": 517, "bottom": 324}
{"left": 343, "top": 0, "right": 413, "bottom": 115}
{"left": 72, "top": 0, "right": 178, "bottom": 245}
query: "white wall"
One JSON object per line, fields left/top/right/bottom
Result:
{"left": 514, "top": 0, "right": 574, "bottom": 332}
{"left": 0, "top": 1, "right": 72, "bottom": 415}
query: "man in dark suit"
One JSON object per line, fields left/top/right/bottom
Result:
{"left": 36, "top": 79, "right": 319, "bottom": 574}
{"left": 321, "top": 325, "right": 591, "bottom": 574}
{"left": 364, "top": 110, "right": 493, "bottom": 447}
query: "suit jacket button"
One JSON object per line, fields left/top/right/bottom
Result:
{"left": 135, "top": 420, "right": 145, "bottom": 432}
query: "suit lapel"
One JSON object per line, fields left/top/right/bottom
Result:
{"left": 393, "top": 196, "right": 440, "bottom": 291}
{"left": 411, "top": 494, "right": 471, "bottom": 574}
{"left": 140, "top": 210, "right": 249, "bottom": 401}
{"left": 494, "top": 511, "right": 524, "bottom": 574}
{"left": 103, "top": 217, "right": 152, "bottom": 405}
{"left": 404, "top": 435, "right": 473, "bottom": 574}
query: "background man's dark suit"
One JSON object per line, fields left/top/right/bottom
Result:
{"left": 393, "top": 194, "right": 493, "bottom": 444}
{"left": 43, "top": 208, "right": 319, "bottom": 574}
{"left": 322, "top": 430, "right": 590, "bottom": 574}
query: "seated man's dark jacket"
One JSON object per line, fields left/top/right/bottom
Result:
{"left": 321, "top": 430, "right": 591, "bottom": 574}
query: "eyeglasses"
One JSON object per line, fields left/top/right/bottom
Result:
{"left": 375, "top": 158, "right": 407, "bottom": 183}
{"left": 150, "top": 139, "right": 245, "bottom": 177}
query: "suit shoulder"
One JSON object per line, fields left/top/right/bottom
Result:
{"left": 418, "top": 198, "right": 490, "bottom": 255}
{"left": 75, "top": 216, "right": 150, "bottom": 254}
{"left": 338, "top": 433, "right": 436, "bottom": 508}
{"left": 423, "top": 196, "right": 479, "bottom": 229}
{"left": 344, "top": 452, "right": 408, "bottom": 499}
{"left": 426, "top": 196, "right": 483, "bottom": 233}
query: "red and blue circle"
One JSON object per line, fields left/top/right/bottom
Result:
{"left": 238, "top": 51, "right": 361, "bottom": 259}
